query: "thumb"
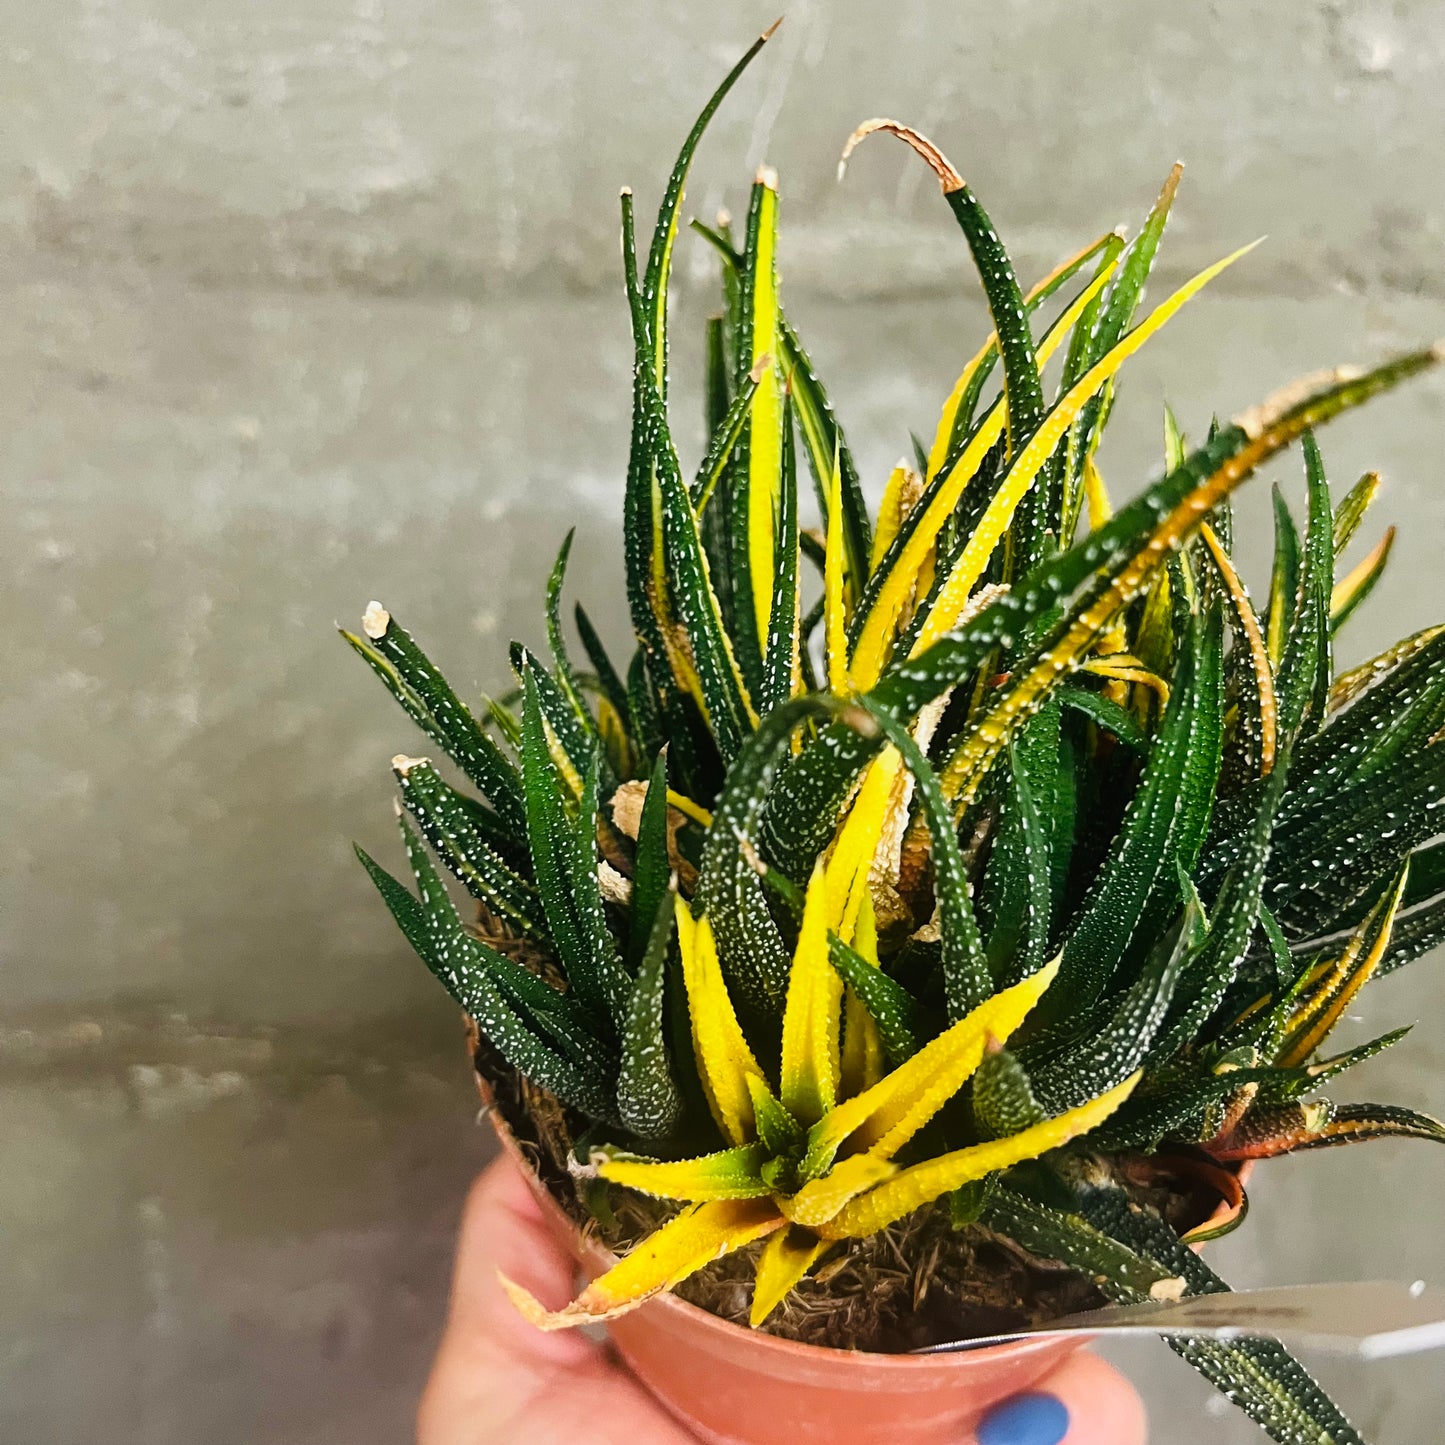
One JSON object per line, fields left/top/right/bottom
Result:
{"left": 419, "top": 1154, "right": 696, "bottom": 1445}
{"left": 973, "top": 1349, "right": 1147, "bottom": 1445}
{"left": 436, "top": 1150, "right": 598, "bottom": 1369}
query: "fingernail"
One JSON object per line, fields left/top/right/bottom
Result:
{"left": 976, "top": 1391, "right": 1070, "bottom": 1445}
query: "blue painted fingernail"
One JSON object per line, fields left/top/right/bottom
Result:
{"left": 976, "top": 1391, "right": 1070, "bottom": 1445}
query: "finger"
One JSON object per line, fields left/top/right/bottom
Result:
{"left": 442, "top": 1151, "right": 595, "bottom": 1367}
{"left": 974, "top": 1349, "right": 1146, "bottom": 1445}
{"left": 420, "top": 1154, "right": 697, "bottom": 1445}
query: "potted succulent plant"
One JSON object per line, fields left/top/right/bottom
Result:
{"left": 344, "top": 24, "right": 1445, "bottom": 1445}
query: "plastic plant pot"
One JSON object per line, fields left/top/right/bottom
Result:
{"left": 476, "top": 1060, "right": 1233, "bottom": 1445}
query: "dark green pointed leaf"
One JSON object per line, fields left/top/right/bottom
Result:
{"left": 827, "top": 935, "right": 922, "bottom": 1064}
{"left": 617, "top": 881, "right": 683, "bottom": 1140}
{"left": 1275, "top": 433, "right": 1333, "bottom": 740}
{"left": 393, "top": 757, "right": 541, "bottom": 935}
{"left": 356, "top": 830, "right": 613, "bottom": 1119}
{"left": 520, "top": 669, "right": 630, "bottom": 1027}
{"left": 1056, "top": 685, "right": 1149, "bottom": 751}
{"left": 972, "top": 1047, "right": 1047, "bottom": 1139}
{"left": 630, "top": 751, "right": 673, "bottom": 969}
{"left": 341, "top": 612, "right": 524, "bottom": 830}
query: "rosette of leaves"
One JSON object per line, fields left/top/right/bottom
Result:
{"left": 345, "top": 26, "right": 1445, "bottom": 1445}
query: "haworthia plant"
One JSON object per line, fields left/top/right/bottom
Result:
{"left": 348, "top": 26, "right": 1445, "bottom": 1443}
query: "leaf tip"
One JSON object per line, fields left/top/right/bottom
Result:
{"left": 362, "top": 601, "right": 391, "bottom": 639}
{"left": 391, "top": 753, "right": 429, "bottom": 777}
{"left": 837, "top": 118, "right": 963, "bottom": 192}
{"left": 761, "top": 16, "right": 784, "bottom": 41}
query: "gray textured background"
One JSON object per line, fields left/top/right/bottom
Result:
{"left": 6, "top": 3, "right": 1445, "bottom": 1441}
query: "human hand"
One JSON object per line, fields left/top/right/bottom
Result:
{"left": 419, "top": 1155, "right": 1147, "bottom": 1445}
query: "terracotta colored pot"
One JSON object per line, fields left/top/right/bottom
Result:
{"left": 482, "top": 1081, "right": 1245, "bottom": 1445}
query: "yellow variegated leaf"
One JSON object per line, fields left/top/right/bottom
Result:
{"left": 924, "top": 231, "right": 1121, "bottom": 484}
{"left": 539, "top": 710, "right": 584, "bottom": 801}
{"left": 778, "top": 1152, "right": 897, "bottom": 1227}
{"left": 678, "top": 899, "right": 766, "bottom": 1144}
{"left": 780, "top": 862, "right": 844, "bottom": 1124}
{"left": 801, "top": 958, "right": 1060, "bottom": 1177}
{"left": 746, "top": 171, "right": 785, "bottom": 653}
{"left": 870, "top": 462, "right": 916, "bottom": 574}
{"left": 1200, "top": 522, "right": 1277, "bottom": 775}
{"left": 824, "top": 444, "right": 851, "bottom": 693}
{"left": 1084, "top": 458, "right": 1129, "bottom": 662}
{"left": 1330, "top": 527, "right": 1395, "bottom": 620}
{"left": 598, "top": 1143, "right": 771, "bottom": 1202}
{"left": 1277, "top": 867, "right": 1409, "bottom": 1067}
{"left": 503, "top": 1197, "right": 785, "bottom": 1329}
{"left": 839, "top": 891, "right": 886, "bottom": 1098}
{"left": 816, "top": 1072, "right": 1142, "bottom": 1240}
{"left": 936, "top": 341, "right": 1399, "bottom": 814}
{"left": 1084, "top": 455, "right": 1114, "bottom": 529}
{"left": 665, "top": 788, "right": 714, "bottom": 828}
{"left": 914, "top": 241, "right": 1260, "bottom": 654}
{"left": 850, "top": 260, "right": 1118, "bottom": 691}
{"left": 1330, "top": 624, "right": 1445, "bottom": 713}
{"left": 1083, "top": 653, "right": 1171, "bottom": 707}
{"left": 749, "top": 1226, "right": 834, "bottom": 1327}
{"left": 822, "top": 749, "right": 901, "bottom": 939}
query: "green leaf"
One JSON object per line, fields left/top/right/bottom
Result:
{"left": 617, "top": 881, "right": 684, "bottom": 1140}
{"left": 544, "top": 531, "right": 597, "bottom": 741}
{"left": 1266, "top": 746, "right": 1445, "bottom": 935}
{"left": 1274, "top": 433, "right": 1333, "bottom": 741}
{"left": 758, "top": 399, "right": 801, "bottom": 715}
{"left": 520, "top": 668, "right": 630, "bottom": 1027}
{"left": 356, "top": 828, "right": 614, "bottom": 1119}
{"left": 1056, "top": 685, "right": 1149, "bottom": 750}
{"left": 827, "top": 935, "right": 922, "bottom": 1064}
{"left": 392, "top": 757, "right": 541, "bottom": 935}
{"left": 972, "top": 1047, "right": 1046, "bottom": 1139}
{"left": 341, "top": 611, "right": 524, "bottom": 831}
{"left": 630, "top": 751, "right": 674, "bottom": 969}
{"left": 511, "top": 642, "right": 595, "bottom": 795}
{"left": 638, "top": 23, "right": 777, "bottom": 390}
{"left": 1047, "top": 624, "right": 1216, "bottom": 1020}
{"left": 979, "top": 740, "right": 1054, "bottom": 984}
{"left": 1080, "top": 1189, "right": 1367, "bottom": 1445}
{"left": 700, "top": 697, "right": 841, "bottom": 1017}
{"left": 937, "top": 178, "right": 1045, "bottom": 459}
{"left": 1030, "top": 888, "right": 1198, "bottom": 1111}
{"left": 1265, "top": 483, "right": 1301, "bottom": 668}
{"left": 1090, "top": 1064, "right": 1305, "bottom": 1151}
{"left": 1155, "top": 752, "right": 1288, "bottom": 1059}
{"left": 982, "top": 1184, "right": 1177, "bottom": 1299}
{"left": 692, "top": 361, "right": 761, "bottom": 513}
{"left": 781, "top": 318, "right": 872, "bottom": 599}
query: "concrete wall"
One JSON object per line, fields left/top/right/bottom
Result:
{"left": 5, "top": 4, "right": 1445, "bottom": 1441}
